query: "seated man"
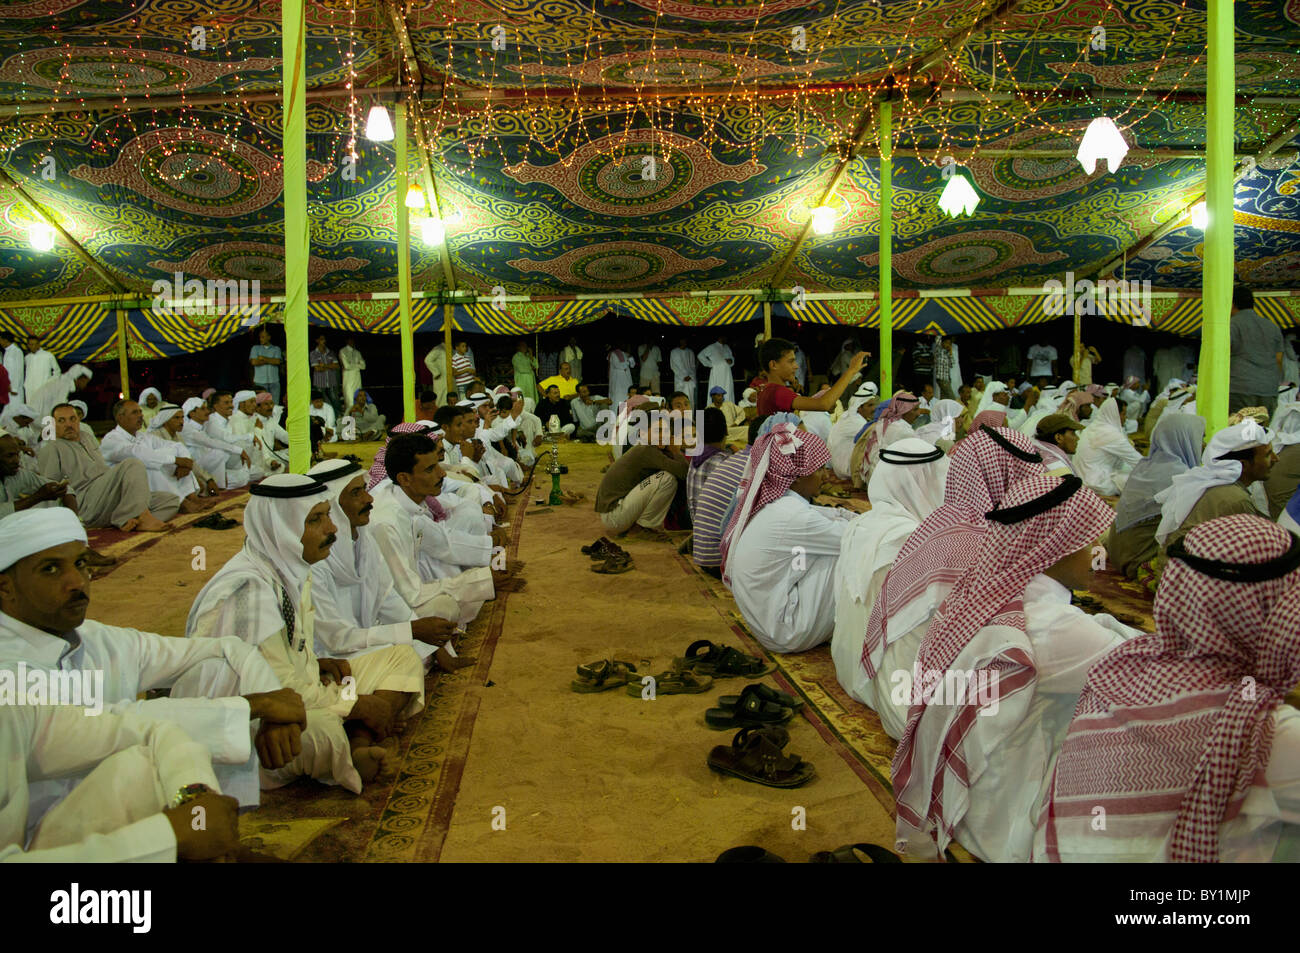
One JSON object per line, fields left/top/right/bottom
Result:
{"left": 709, "top": 386, "right": 748, "bottom": 446}
{"left": 348, "top": 389, "right": 388, "bottom": 439}
{"left": 1265, "top": 401, "right": 1300, "bottom": 519}
{"left": 184, "top": 397, "right": 251, "bottom": 489}
{"left": 0, "top": 402, "right": 40, "bottom": 451}
{"left": 594, "top": 419, "right": 688, "bottom": 541}
{"left": 827, "top": 382, "right": 878, "bottom": 479}
{"left": 892, "top": 473, "right": 1141, "bottom": 864}
{"left": 569, "top": 383, "right": 609, "bottom": 442}
{"left": 471, "top": 394, "right": 524, "bottom": 487}
{"left": 309, "top": 390, "right": 337, "bottom": 441}
{"left": 535, "top": 384, "right": 576, "bottom": 437}
{"left": 2, "top": 705, "right": 238, "bottom": 862}
{"left": 307, "top": 458, "right": 469, "bottom": 673}
{"left": 415, "top": 390, "right": 438, "bottom": 425}
{"left": 1033, "top": 413, "right": 1085, "bottom": 476}
{"left": 203, "top": 391, "right": 260, "bottom": 482}
{"left": 68, "top": 400, "right": 99, "bottom": 448}
{"left": 187, "top": 474, "right": 426, "bottom": 790}
{"left": 501, "top": 394, "right": 545, "bottom": 467}
{"left": 0, "top": 507, "right": 304, "bottom": 820}
{"left": 1155, "top": 420, "right": 1276, "bottom": 567}
{"left": 692, "top": 416, "right": 773, "bottom": 577}
{"left": 149, "top": 403, "right": 220, "bottom": 499}
{"left": 100, "top": 398, "right": 209, "bottom": 514}
{"left": 0, "top": 430, "right": 74, "bottom": 517}
{"left": 37, "top": 403, "right": 178, "bottom": 531}
{"left": 252, "top": 392, "right": 290, "bottom": 472}
{"left": 538, "top": 361, "right": 580, "bottom": 399}
{"left": 1038, "top": 514, "right": 1300, "bottom": 863}
{"left": 369, "top": 434, "right": 500, "bottom": 625}
{"left": 720, "top": 424, "right": 855, "bottom": 653}
{"left": 686, "top": 407, "right": 732, "bottom": 520}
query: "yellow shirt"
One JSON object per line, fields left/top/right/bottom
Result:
{"left": 538, "top": 375, "right": 578, "bottom": 398}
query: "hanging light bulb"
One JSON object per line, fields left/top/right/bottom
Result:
{"left": 404, "top": 184, "right": 425, "bottom": 209}
{"left": 421, "top": 218, "right": 444, "bottom": 245}
{"left": 365, "top": 104, "right": 394, "bottom": 142}
{"left": 1189, "top": 201, "right": 1208, "bottom": 230}
{"left": 810, "top": 205, "right": 837, "bottom": 234}
{"left": 1076, "top": 116, "right": 1129, "bottom": 175}
{"left": 29, "top": 222, "right": 55, "bottom": 251}
{"left": 937, "top": 173, "right": 980, "bottom": 217}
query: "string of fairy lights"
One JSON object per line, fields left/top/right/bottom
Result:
{"left": 0, "top": 0, "right": 1288, "bottom": 261}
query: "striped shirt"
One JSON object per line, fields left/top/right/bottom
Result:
{"left": 452, "top": 352, "right": 474, "bottom": 387}
{"left": 692, "top": 447, "right": 751, "bottom": 569}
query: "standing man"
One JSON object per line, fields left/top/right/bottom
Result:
{"left": 23, "top": 335, "right": 59, "bottom": 404}
{"left": 669, "top": 338, "right": 696, "bottom": 404}
{"left": 512, "top": 339, "right": 539, "bottom": 402}
{"left": 451, "top": 341, "right": 476, "bottom": 401}
{"left": 339, "top": 335, "right": 366, "bottom": 406}
{"left": 608, "top": 345, "right": 636, "bottom": 406}
{"left": 931, "top": 333, "right": 959, "bottom": 400}
{"left": 1229, "top": 285, "right": 1284, "bottom": 415}
{"left": 310, "top": 334, "right": 342, "bottom": 411}
{"left": 249, "top": 326, "right": 283, "bottom": 405}
{"left": 424, "top": 340, "right": 448, "bottom": 406}
{"left": 0, "top": 330, "right": 23, "bottom": 407}
{"left": 638, "top": 341, "right": 662, "bottom": 395}
{"left": 560, "top": 336, "right": 583, "bottom": 382}
{"left": 1026, "top": 336, "right": 1058, "bottom": 382}
{"left": 697, "top": 334, "right": 735, "bottom": 404}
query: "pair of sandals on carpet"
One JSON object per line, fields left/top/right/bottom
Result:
{"left": 570, "top": 640, "right": 774, "bottom": 694}
{"left": 193, "top": 511, "right": 239, "bottom": 530}
{"left": 582, "top": 536, "right": 633, "bottom": 574}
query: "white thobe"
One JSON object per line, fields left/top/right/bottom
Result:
{"left": 475, "top": 416, "right": 523, "bottom": 485}
{"left": 794, "top": 347, "right": 809, "bottom": 391}
{"left": 340, "top": 346, "right": 366, "bottom": 402}
{"left": 727, "top": 492, "right": 854, "bottom": 653}
{"left": 669, "top": 347, "right": 696, "bottom": 398}
{"left": 1, "top": 706, "right": 217, "bottom": 863}
{"left": 23, "top": 349, "right": 58, "bottom": 404}
{"left": 0, "top": 611, "right": 277, "bottom": 821}
{"left": 828, "top": 410, "right": 868, "bottom": 479}
{"left": 560, "top": 344, "right": 583, "bottom": 382}
{"left": 608, "top": 351, "right": 636, "bottom": 406}
{"left": 515, "top": 411, "right": 544, "bottom": 466}
{"left": 185, "top": 418, "right": 248, "bottom": 489}
{"left": 252, "top": 413, "right": 290, "bottom": 473}
{"left": 424, "top": 345, "right": 448, "bottom": 404}
{"left": 638, "top": 345, "right": 662, "bottom": 388}
{"left": 698, "top": 342, "right": 736, "bottom": 404}
{"left": 205, "top": 412, "right": 258, "bottom": 479}
{"left": 369, "top": 482, "right": 495, "bottom": 624}
{"left": 100, "top": 425, "right": 200, "bottom": 501}
{"left": 3, "top": 343, "right": 23, "bottom": 400}
{"left": 309, "top": 404, "right": 336, "bottom": 437}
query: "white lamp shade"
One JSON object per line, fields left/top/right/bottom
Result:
{"left": 29, "top": 222, "right": 55, "bottom": 251}
{"left": 1189, "top": 201, "right": 1208, "bottom": 230}
{"left": 365, "top": 104, "right": 394, "bottom": 142}
{"left": 421, "top": 218, "right": 444, "bottom": 245}
{"left": 404, "top": 184, "right": 425, "bottom": 209}
{"left": 810, "top": 205, "right": 837, "bottom": 234}
{"left": 1076, "top": 116, "right": 1129, "bottom": 175}
{"left": 937, "top": 172, "right": 980, "bottom": 217}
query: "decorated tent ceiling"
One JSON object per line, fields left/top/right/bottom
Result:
{"left": 0, "top": 0, "right": 1297, "bottom": 321}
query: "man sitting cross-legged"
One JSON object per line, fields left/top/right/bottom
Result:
{"left": 100, "top": 398, "right": 212, "bottom": 514}
{"left": 183, "top": 397, "right": 251, "bottom": 490}
{"left": 150, "top": 402, "right": 221, "bottom": 499}
{"left": 369, "top": 433, "right": 502, "bottom": 627}
{"left": 37, "top": 403, "right": 178, "bottom": 532}
{"left": 308, "top": 458, "right": 472, "bottom": 674}
{"left": 187, "top": 474, "right": 426, "bottom": 790}
{"left": 0, "top": 507, "right": 305, "bottom": 839}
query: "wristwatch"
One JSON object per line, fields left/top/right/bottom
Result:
{"left": 171, "top": 783, "right": 211, "bottom": 808}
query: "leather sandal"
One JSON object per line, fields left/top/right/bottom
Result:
{"left": 682, "top": 639, "right": 775, "bottom": 679}
{"left": 707, "top": 725, "right": 815, "bottom": 789}
{"left": 623, "top": 668, "right": 712, "bottom": 696}
{"left": 591, "top": 552, "right": 634, "bottom": 574}
{"left": 571, "top": 659, "right": 637, "bottom": 693}
{"left": 705, "top": 683, "right": 794, "bottom": 729}
{"left": 718, "top": 682, "right": 803, "bottom": 711}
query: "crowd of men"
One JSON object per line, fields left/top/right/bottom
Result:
{"left": 5, "top": 287, "right": 1300, "bottom": 863}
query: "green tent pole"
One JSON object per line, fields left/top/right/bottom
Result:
{"left": 1200, "top": 0, "right": 1233, "bottom": 435}
{"left": 878, "top": 101, "right": 893, "bottom": 398}
{"left": 396, "top": 101, "right": 416, "bottom": 423}
{"left": 116, "top": 308, "right": 130, "bottom": 397}
{"left": 282, "top": 0, "right": 310, "bottom": 472}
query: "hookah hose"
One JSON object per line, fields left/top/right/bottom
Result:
{"left": 497, "top": 447, "right": 557, "bottom": 497}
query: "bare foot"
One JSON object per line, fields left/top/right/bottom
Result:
{"left": 120, "top": 518, "right": 140, "bottom": 532}
{"left": 435, "top": 647, "right": 476, "bottom": 672}
{"left": 135, "top": 512, "right": 169, "bottom": 532}
{"left": 625, "top": 525, "right": 670, "bottom": 542}
{"left": 350, "top": 744, "right": 388, "bottom": 784}
{"left": 179, "top": 497, "right": 206, "bottom": 514}
{"left": 83, "top": 548, "right": 117, "bottom": 567}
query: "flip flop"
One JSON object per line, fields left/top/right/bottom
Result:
{"left": 591, "top": 553, "right": 634, "bottom": 574}
{"left": 623, "top": 668, "right": 712, "bottom": 696}
{"left": 682, "top": 640, "right": 776, "bottom": 679}
{"left": 809, "top": 843, "right": 903, "bottom": 864}
{"left": 571, "top": 659, "right": 637, "bottom": 693}
{"left": 705, "top": 684, "right": 794, "bottom": 730}
{"left": 707, "top": 725, "right": 814, "bottom": 789}
{"left": 718, "top": 683, "right": 803, "bottom": 711}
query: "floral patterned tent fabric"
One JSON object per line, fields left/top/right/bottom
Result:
{"left": 0, "top": 0, "right": 1297, "bottom": 357}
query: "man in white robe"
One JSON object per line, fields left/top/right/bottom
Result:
{"left": 828, "top": 382, "right": 879, "bottom": 478}
{"left": 0, "top": 402, "right": 39, "bottom": 451}
{"left": 369, "top": 433, "right": 499, "bottom": 625}
{"left": 149, "top": 403, "right": 220, "bottom": 498}
{"left": 638, "top": 342, "right": 662, "bottom": 393}
{"left": 99, "top": 398, "right": 207, "bottom": 514}
{"left": 205, "top": 391, "right": 262, "bottom": 481}
{"left": 307, "top": 459, "right": 468, "bottom": 673}
{"left": 424, "top": 342, "right": 449, "bottom": 405}
{"left": 252, "top": 391, "right": 290, "bottom": 473}
{"left": 471, "top": 394, "right": 524, "bottom": 487}
{"left": 29, "top": 363, "right": 92, "bottom": 422}
{"left": 0, "top": 507, "right": 305, "bottom": 828}
{"left": 309, "top": 391, "right": 337, "bottom": 441}
{"left": 607, "top": 347, "right": 636, "bottom": 407}
{"left": 0, "top": 330, "right": 23, "bottom": 404}
{"left": 721, "top": 424, "right": 854, "bottom": 653}
{"left": 22, "top": 336, "right": 58, "bottom": 405}
{"left": 37, "top": 404, "right": 178, "bottom": 531}
{"left": 340, "top": 336, "right": 366, "bottom": 403}
{"left": 187, "top": 474, "right": 426, "bottom": 791}
{"left": 560, "top": 337, "right": 583, "bottom": 383}
{"left": 1074, "top": 397, "right": 1143, "bottom": 496}
{"left": 184, "top": 396, "right": 250, "bottom": 489}
{"left": 698, "top": 336, "right": 736, "bottom": 404}
{"left": 669, "top": 338, "right": 696, "bottom": 404}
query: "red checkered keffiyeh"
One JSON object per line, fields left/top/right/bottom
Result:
{"left": 1042, "top": 514, "right": 1300, "bottom": 863}
{"left": 1060, "top": 390, "right": 1095, "bottom": 421}
{"left": 891, "top": 472, "right": 1116, "bottom": 856}
{"left": 367, "top": 422, "right": 447, "bottom": 521}
{"left": 968, "top": 409, "right": 1006, "bottom": 431}
{"left": 861, "top": 426, "right": 1045, "bottom": 679}
{"left": 860, "top": 390, "right": 919, "bottom": 464}
{"left": 719, "top": 423, "right": 829, "bottom": 586}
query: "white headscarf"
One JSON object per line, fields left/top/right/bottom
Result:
{"left": 846, "top": 381, "right": 879, "bottom": 416}
{"left": 0, "top": 507, "right": 87, "bottom": 572}
{"left": 233, "top": 389, "right": 257, "bottom": 407}
{"left": 914, "top": 398, "right": 963, "bottom": 443}
{"left": 1272, "top": 401, "right": 1300, "bottom": 450}
{"left": 799, "top": 410, "right": 832, "bottom": 444}
{"left": 137, "top": 387, "right": 162, "bottom": 408}
{"left": 182, "top": 396, "right": 205, "bottom": 416}
{"left": 147, "top": 402, "right": 182, "bottom": 431}
{"left": 69, "top": 400, "right": 88, "bottom": 418}
{"left": 976, "top": 381, "right": 1008, "bottom": 414}
{"left": 1155, "top": 421, "right": 1273, "bottom": 545}
{"left": 306, "top": 459, "right": 372, "bottom": 597}
{"left": 838, "top": 439, "right": 948, "bottom": 604}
